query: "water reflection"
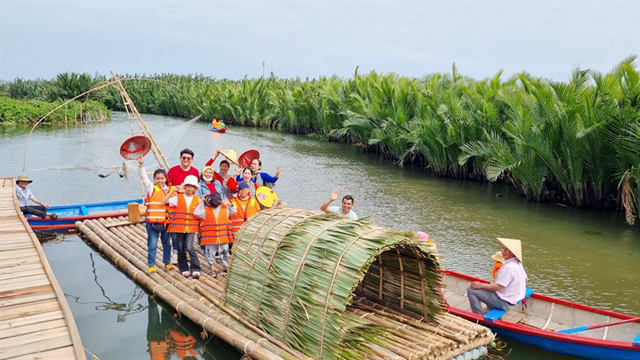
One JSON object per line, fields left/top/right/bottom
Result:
{"left": 65, "top": 254, "right": 147, "bottom": 322}
{"left": 147, "top": 296, "right": 204, "bottom": 360}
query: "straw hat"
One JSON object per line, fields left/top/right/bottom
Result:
{"left": 219, "top": 150, "right": 238, "bottom": 165}
{"left": 496, "top": 238, "right": 523, "bottom": 262}
{"left": 183, "top": 175, "right": 200, "bottom": 189}
{"left": 16, "top": 174, "right": 33, "bottom": 183}
{"left": 491, "top": 251, "right": 505, "bottom": 263}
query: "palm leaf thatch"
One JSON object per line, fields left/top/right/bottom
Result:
{"left": 224, "top": 206, "right": 442, "bottom": 359}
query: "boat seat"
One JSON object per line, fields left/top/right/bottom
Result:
{"left": 484, "top": 288, "right": 535, "bottom": 322}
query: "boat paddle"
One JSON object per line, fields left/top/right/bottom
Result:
{"left": 557, "top": 316, "right": 640, "bottom": 334}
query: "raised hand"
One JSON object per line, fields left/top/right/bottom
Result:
{"left": 330, "top": 189, "right": 340, "bottom": 202}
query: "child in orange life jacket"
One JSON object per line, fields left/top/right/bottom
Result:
{"left": 194, "top": 193, "right": 236, "bottom": 277}
{"left": 163, "top": 175, "right": 202, "bottom": 279}
{"left": 229, "top": 182, "right": 261, "bottom": 240}
{"left": 491, "top": 251, "right": 505, "bottom": 280}
{"left": 139, "top": 158, "right": 175, "bottom": 274}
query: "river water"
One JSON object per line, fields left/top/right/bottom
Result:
{"left": 1, "top": 112, "right": 638, "bottom": 360}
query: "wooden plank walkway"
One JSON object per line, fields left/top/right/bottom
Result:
{"left": 0, "top": 178, "right": 85, "bottom": 360}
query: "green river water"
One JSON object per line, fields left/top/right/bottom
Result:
{"left": 1, "top": 112, "right": 638, "bottom": 360}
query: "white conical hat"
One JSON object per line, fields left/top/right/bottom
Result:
{"left": 496, "top": 238, "right": 523, "bottom": 262}
{"left": 491, "top": 251, "right": 505, "bottom": 263}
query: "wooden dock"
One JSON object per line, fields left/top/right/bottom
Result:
{"left": 0, "top": 178, "right": 85, "bottom": 360}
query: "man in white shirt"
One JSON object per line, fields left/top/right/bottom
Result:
{"left": 467, "top": 238, "right": 527, "bottom": 314}
{"left": 320, "top": 189, "right": 358, "bottom": 220}
{"left": 16, "top": 174, "right": 58, "bottom": 220}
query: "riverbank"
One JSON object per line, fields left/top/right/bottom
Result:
{"left": 4, "top": 59, "right": 639, "bottom": 223}
{"left": 0, "top": 97, "right": 110, "bottom": 124}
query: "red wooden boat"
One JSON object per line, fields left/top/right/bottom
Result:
{"left": 441, "top": 269, "right": 640, "bottom": 360}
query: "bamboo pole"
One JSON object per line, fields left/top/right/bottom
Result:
{"left": 351, "top": 300, "right": 473, "bottom": 343}
{"left": 79, "top": 220, "right": 300, "bottom": 360}
{"left": 76, "top": 220, "right": 284, "bottom": 360}
{"left": 110, "top": 71, "right": 171, "bottom": 170}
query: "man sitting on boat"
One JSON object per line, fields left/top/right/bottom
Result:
{"left": 16, "top": 174, "right": 58, "bottom": 220}
{"left": 467, "top": 238, "right": 526, "bottom": 315}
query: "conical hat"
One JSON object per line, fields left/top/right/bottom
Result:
{"left": 238, "top": 149, "right": 260, "bottom": 168}
{"left": 219, "top": 150, "right": 237, "bottom": 165}
{"left": 496, "top": 238, "right": 523, "bottom": 262}
{"left": 491, "top": 251, "right": 505, "bottom": 263}
{"left": 256, "top": 186, "right": 278, "bottom": 208}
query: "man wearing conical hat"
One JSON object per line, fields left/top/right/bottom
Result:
{"left": 467, "top": 238, "right": 527, "bottom": 315}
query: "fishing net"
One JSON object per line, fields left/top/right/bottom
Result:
{"left": 27, "top": 115, "right": 202, "bottom": 180}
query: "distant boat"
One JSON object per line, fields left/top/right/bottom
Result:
{"left": 209, "top": 123, "right": 227, "bottom": 133}
{"left": 27, "top": 198, "right": 142, "bottom": 232}
{"left": 441, "top": 269, "right": 640, "bottom": 360}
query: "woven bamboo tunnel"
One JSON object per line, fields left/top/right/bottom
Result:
{"left": 76, "top": 209, "right": 494, "bottom": 360}
{"left": 225, "top": 206, "right": 495, "bottom": 359}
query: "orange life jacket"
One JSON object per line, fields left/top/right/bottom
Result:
{"left": 148, "top": 339, "right": 169, "bottom": 360}
{"left": 492, "top": 262, "right": 503, "bottom": 280}
{"left": 145, "top": 185, "right": 174, "bottom": 224}
{"left": 168, "top": 194, "right": 200, "bottom": 233}
{"left": 229, "top": 197, "right": 260, "bottom": 236}
{"left": 168, "top": 329, "right": 198, "bottom": 358}
{"left": 200, "top": 205, "right": 233, "bottom": 245}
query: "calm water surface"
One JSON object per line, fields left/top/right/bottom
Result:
{"left": 1, "top": 112, "right": 638, "bottom": 359}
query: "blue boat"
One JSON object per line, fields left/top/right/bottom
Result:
{"left": 27, "top": 198, "right": 143, "bottom": 232}
{"left": 442, "top": 269, "right": 640, "bottom": 360}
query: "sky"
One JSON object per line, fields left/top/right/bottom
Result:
{"left": 1, "top": 0, "right": 639, "bottom": 83}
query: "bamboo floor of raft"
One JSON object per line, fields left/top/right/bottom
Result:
{"left": 76, "top": 216, "right": 495, "bottom": 360}
{"left": 0, "top": 178, "right": 86, "bottom": 360}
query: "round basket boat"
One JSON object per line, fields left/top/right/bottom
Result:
{"left": 224, "top": 206, "right": 442, "bottom": 359}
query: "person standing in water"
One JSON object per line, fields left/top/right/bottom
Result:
{"left": 320, "top": 189, "right": 358, "bottom": 220}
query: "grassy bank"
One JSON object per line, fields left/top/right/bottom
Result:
{"left": 6, "top": 58, "right": 639, "bottom": 224}
{"left": 0, "top": 97, "right": 110, "bottom": 124}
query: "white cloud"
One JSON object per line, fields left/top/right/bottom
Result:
{"left": 1, "top": 0, "right": 638, "bottom": 81}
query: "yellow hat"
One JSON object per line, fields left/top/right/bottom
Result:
{"left": 219, "top": 150, "right": 237, "bottom": 165}
{"left": 491, "top": 251, "right": 505, "bottom": 263}
{"left": 496, "top": 238, "right": 523, "bottom": 262}
{"left": 256, "top": 186, "right": 278, "bottom": 208}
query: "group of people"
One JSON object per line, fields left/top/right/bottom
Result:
{"left": 139, "top": 148, "right": 283, "bottom": 279}
{"left": 17, "top": 153, "right": 523, "bottom": 314}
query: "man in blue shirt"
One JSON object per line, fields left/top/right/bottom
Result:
{"left": 16, "top": 174, "right": 58, "bottom": 220}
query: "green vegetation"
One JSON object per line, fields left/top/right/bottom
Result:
{"left": 6, "top": 59, "right": 639, "bottom": 223}
{"left": 0, "top": 97, "right": 110, "bottom": 124}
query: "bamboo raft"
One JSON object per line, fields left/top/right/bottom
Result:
{"left": 75, "top": 207, "right": 495, "bottom": 359}
{"left": 0, "top": 178, "right": 85, "bottom": 360}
